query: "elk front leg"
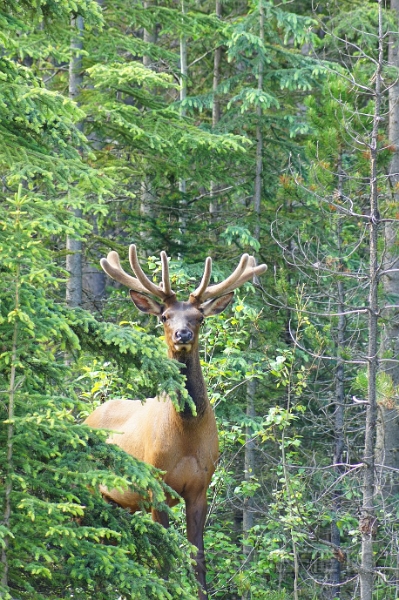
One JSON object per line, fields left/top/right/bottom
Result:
{"left": 186, "top": 493, "right": 208, "bottom": 600}
{"left": 151, "top": 507, "right": 171, "bottom": 584}
{"left": 151, "top": 507, "right": 170, "bottom": 528}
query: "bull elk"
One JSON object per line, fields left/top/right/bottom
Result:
{"left": 85, "top": 245, "right": 266, "bottom": 599}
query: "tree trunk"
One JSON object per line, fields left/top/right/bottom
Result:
{"left": 209, "top": 0, "right": 223, "bottom": 223}
{"left": 242, "top": 372, "right": 256, "bottom": 561}
{"left": 140, "top": 1, "right": 157, "bottom": 242}
{"left": 242, "top": 0, "right": 264, "bottom": 579}
{"left": 359, "top": 5, "right": 382, "bottom": 597}
{"left": 66, "top": 15, "right": 84, "bottom": 307}
{"left": 82, "top": 221, "right": 106, "bottom": 312}
{"left": 375, "top": 0, "right": 399, "bottom": 493}
{"left": 178, "top": 0, "right": 187, "bottom": 249}
{"left": 330, "top": 158, "right": 346, "bottom": 599}
{"left": 331, "top": 280, "right": 345, "bottom": 598}
{"left": 1, "top": 264, "right": 19, "bottom": 590}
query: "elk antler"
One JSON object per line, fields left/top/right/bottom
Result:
{"left": 190, "top": 254, "right": 267, "bottom": 304}
{"left": 100, "top": 244, "right": 176, "bottom": 302}
{"left": 101, "top": 246, "right": 266, "bottom": 304}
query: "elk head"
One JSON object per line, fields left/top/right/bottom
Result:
{"left": 100, "top": 245, "right": 267, "bottom": 358}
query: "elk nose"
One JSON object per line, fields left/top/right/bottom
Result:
{"left": 175, "top": 329, "right": 193, "bottom": 344}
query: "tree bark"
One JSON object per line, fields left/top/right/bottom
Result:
{"left": 359, "top": 5, "right": 382, "bottom": 597}
{"left": 242, "top": 0, "right": 264, "bottom": 577}
{"left": 140, "top": 1, "right": 157, "bottom": 241}
{"left": 330, "top": 158, "right": 346, "bottom": 599}
{"left": 66, "top": 15, "right": 84, "bottom": 307}
{"left": 82, "top": 230, "right": 106, "bottom": 311}
{"left": 209, "top": 0, "right": 223, "bottom": 223}
{"left": 242, "top": 371, "right": 256, "bottom": 562}
{"left": 178, "top": 0, "right": 187, "bottom": 249}
{"left": 375, "top": 0, "right": 399, "bottom": 493}
{"left": 1, "top": 265, "right": 19, "bottom": 590}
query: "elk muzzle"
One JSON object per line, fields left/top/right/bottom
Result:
{"left": 173, "top": 328, "right": 194, "bottom": 351}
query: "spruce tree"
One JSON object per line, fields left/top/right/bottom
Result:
{"left": 0, "top": 1, "right": 198, "bottom": 598}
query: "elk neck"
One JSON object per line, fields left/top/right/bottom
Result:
{"left": 168, "top": 345, "right": 209, "bottom": 420}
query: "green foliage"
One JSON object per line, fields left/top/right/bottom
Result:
{"left": 0, "top": 0, "right": 103, "bottom": 28}
{"left": 0, "top": 33, "right": 197, "bottom": 591}
{"left": 5, "top": 0, "right": 397, "bottom": 598}
{"left": 323, "top": 1, "right": 395, "bottom": 58}
{"left": 66, "top": 307, "right": 190, "bottom": 412}
{"left": 0, "top": 186, "right": 197, "bottom": 598}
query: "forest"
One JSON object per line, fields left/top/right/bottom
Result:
{"left": 1, "top": 0, "right": 399, "bottom": 599}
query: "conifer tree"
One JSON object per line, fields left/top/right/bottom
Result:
{"left": 0, "top": 1, "right": 199, "bottom": 597}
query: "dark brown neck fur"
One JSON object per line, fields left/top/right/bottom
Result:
{"left": 169, "top": 347, "right": 209, "bottom": 419}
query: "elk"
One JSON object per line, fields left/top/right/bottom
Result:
{"left": 85, "top": 244, "right": 266, "bottom": 599}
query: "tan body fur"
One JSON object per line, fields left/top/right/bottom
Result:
{"left": 85, "top": 396, "right": 218, "bottom": 511}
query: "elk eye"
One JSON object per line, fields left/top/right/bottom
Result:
{"left": 161, "top": 314, "right": 167, "bottom": 323}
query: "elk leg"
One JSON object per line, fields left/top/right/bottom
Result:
{"left": 151, "top": 508, "right": 172, "bottom": 583}
{"left": 185, "top": 494, "right": 208, "bottom": 600}
{"left": 151, "top": 508, "right": 170, "bottom": 528}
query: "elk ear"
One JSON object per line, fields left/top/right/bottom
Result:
{"left": 201, "top": 292, "right": 234, "bottom": 317}
{"left": 129, "top": 291, "right": 163, "bottom": 316}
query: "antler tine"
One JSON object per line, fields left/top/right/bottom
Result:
{"left": 160, "top": 251, "right": 174, "bottom": 297}
{"left": 100, "top": 251, "right": 149, "bottom": 293}
{"left": 219, "top": 262, "right": 267, "bottom": 295}
{"left": 129, "top": 244, "right": 174, "bottom": 301}
{"left": 190, "top": 257, "right": 212, "bottom": 302}
{"left": 197, "top": 254, "right": 267, "bottom": 302}
{"left": 198, "top": 254, "right": 249, "bottom": 301}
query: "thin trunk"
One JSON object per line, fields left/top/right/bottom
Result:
{"left": 359, "top": 4, "right": 382, "bottom": 598}
{"left": 82, "top": 264, "right": 105, "bottom": 310}
{"left": 242, "top": 369, "right": 256, "bottom": 562}
{"left": 140, "top": 1, "right": 157, "bottom": 237}
{"left": 396, "top": 534, "right": 399, "bottom": 599}
{"left": 331, "top": 159, "right": 346, "bottom": 599}
{"left": 253, "top": 0, "right": 264, "bottom": 241}
{"left": 82, "top": 218, "right": 106, "bottom": 311}
{"left": 178, "top": 0, "right": 187, "bottom": 248}
{"left": 212, "top": 1, "right": 222, "bottom": 129}
{"left": 81, "top": 4, "right": 105, "bottom": 307}
{"left": 242, "top": 0, "right": 264, "bottom": 579}
{"left": 331, "top": 279, "right": 345, "bottom": 598}
{"left": 1, "top": 264, "right": 19, "bottom": 589}
{"left": 209, "top": 0, "right": 223, "bottom": 223}
{"left": 66, "top": 15, "right": 84, "bottom": 307}
{"left": 143, "top": 1, "right": 156, "bottom": 70}
{"left": 375, "top": 0, "right": 399, "bottom": 493}
{"left": 281, "top": 375, "right": 299, "bottom": 600}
